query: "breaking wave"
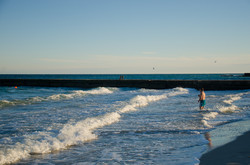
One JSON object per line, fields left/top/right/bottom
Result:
{"left": 0, "top": 87, "right": 115, "bottom": 109}
{"left": 201, "top": 112, "right": 219, "bottom": 128}
{"left": 218, "top": 93, "right": 246, "bottom": 113}
{"left": 201, "top": 91, "right": 249, "bottom": 128}
{"left": 120, "top": 87, "right": 188, "bottom": 114}
{"left": 0, "top": 87, "right": 188, "bottom": 164}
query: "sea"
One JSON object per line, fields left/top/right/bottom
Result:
{"left": 0, "top": 74, "right": 250, "bottom": 165}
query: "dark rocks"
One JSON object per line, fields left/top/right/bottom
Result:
{"left": 0, "top": 79, "right": 250, "bottom": 90}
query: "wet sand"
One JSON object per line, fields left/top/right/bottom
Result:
{"left": 200, "top": 131, "right": 250, "bottom": 165}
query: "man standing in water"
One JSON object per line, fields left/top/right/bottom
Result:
{"left": 198, "top": 88, "right": 206, "bottom": 110}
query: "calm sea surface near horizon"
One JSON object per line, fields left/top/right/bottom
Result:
{"left": 0, "top": 74, "right": 250, "bottom": 164}
{"left": 0, "top": 73, "right": 250, "bottom": 80}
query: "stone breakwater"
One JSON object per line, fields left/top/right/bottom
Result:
{"left": 0, "top": 79, "right": 250, "bottom": 90}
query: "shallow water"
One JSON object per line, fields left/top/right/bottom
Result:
{"left": 0, "top": 86, "right": 249, "bottom": 164}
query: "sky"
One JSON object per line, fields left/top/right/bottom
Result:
{"left": 0, "top": 0, "right": 250, "bottom": 74}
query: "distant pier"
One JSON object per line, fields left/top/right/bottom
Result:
{"left": 0, "top": 79, "right": 250, "bottom": 90}
{"left": 244, "top": 73, "right": 250, "bottom": 77}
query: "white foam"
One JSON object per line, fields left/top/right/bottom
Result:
{"left": 46, "top": 87, "right": 114, "bottom": 101}
{"left": 201, "top": 112, "right": 219, "bottom": 128}
{"left": 202, "top": 112, "right": 219, "bottom": 120}
{"left": 0, "top": 100, "right": 14, "bottom": 108}
{"left": 0, "top": 87, "right": 188, "bottom": 164}
{"left": 218, "top": 93, "right": 244, "bottom": 113}
{"left": 54, "top": 112, "right": 121, "bottom": 150}
{"left": 222, "top": 91, "right": 250, "bottom": 105}
{"left": 29, "top": 96, "right": 44, "bottom": 102}
{"left": 119, "top": 88, "right": 188, "bottom": 114}
{"left": 73, "top": 87, "right": 115, "bottom": 95}
{"left": 119, "top": 95, "right": 167, "bottom": 113}
{"left": 201, "top": 119, "right": 212, "bottom": 128}
{"left": 0, "top": 112, "right": 121, "bottom": 164}
{"left": 0, "top": 87, "right": 115, "bottom": 108}
{"left": 0, "top": 99, "right": 31, "bottom": 108}
{"left": 223, "top": 95, "right": 242, "bottom": 104}
{"left": 218, "top": 105, "right": 239, "bottom": 113}
{"left": 168, "top": 87, "right": 189, "bottom": 96}
{"left": 200, "top": 91, "right": 250, "bottom": 128}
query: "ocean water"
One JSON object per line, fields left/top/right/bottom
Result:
{"left": 0, "top": 73, "right": 250, "bottom": 80}
{"left": 0, "top": 84, "right": 250, "bottom": 164}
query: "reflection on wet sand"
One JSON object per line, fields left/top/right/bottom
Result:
{"left": 205, "top": 132, "right": 212, "bottom": 149}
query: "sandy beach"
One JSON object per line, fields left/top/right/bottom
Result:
{"left": 200, "top": 131, "right": 250, "bottom": 165}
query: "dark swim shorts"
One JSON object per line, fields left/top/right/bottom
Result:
{"left": 200, "top": 100, "right": 206, "bottom": 107}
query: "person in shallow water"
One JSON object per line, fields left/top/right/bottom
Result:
{"left": 198, "top": 88, "right": 206, "bottom": 110}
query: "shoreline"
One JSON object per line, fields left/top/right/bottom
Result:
{"left": 200, "top": 130, "right": 250, "bottom": 165}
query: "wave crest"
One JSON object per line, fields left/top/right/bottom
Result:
{"left": 0, "top": 87, "right": 115, "bottom": 108}
{"left": 0, "top": 88, "right": 189, "bottom": 164}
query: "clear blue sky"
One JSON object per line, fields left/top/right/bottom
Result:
{"left": 0, "top": 0, "right": 250, "bottom": 74}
